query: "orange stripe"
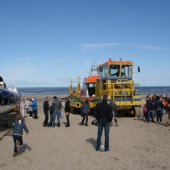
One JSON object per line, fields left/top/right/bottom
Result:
{"left": 84, "top": 76, "right": 99, "bottom": 83}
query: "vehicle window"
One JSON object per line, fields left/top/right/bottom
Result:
{"left": 121, "top": 65, "right": 132, "bottom": 78}
{"left": 100, "top": 66, "right": 108, "bottom": 78}
{"left": 110, "top": 65, "right": 120, "bottom": 77}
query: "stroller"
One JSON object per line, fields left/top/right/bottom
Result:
{"left": 91, "top": 119, "right": 98, "bottom": 126}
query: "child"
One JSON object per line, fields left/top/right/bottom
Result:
{"left": 143, "top": 104, "right": 148, "bottom": 120}
{"left": 12, "top": 114, "right": 29, "bottom": 157}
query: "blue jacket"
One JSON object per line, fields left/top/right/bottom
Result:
{"left": 32, "top": 99, "right": 38, "bottom": 111}
{"left": 81, "top": 102, "right": 90, "bottom": 115}
{"left": 12, "top": 120, "right": 29, "bottom": 136}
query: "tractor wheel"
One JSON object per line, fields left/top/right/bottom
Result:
{"left": 130, "top": 108, "right": 136, "bottom": 117}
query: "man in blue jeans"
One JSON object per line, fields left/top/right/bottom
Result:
{"left": 95, "top": 95, "right": 113, "bottom": 151}
{"left": 146, "top": 96, "right": 155, "bottom": 123}
{"left": 51, "top": 96, "right": 62, "bottom": 127}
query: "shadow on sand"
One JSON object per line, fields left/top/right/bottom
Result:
{"left": 86, "top": 138, "right": 96, "bottom": 150}
{"left": 18, "top": 144, "right": 32, "bottom": 155}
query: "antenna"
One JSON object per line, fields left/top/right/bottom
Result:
{"left": 91, "top": 58, "right": 98, "bottom": 76}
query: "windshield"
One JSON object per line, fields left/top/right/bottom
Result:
{"left": 99, "top": 66, "right": 108, "bottom": 78}
{"left": 110, "top": 65, "right": 120, "bottom": 77}
{"left": 110, "top": 64, "right": 132, "bottom": 78}
{"left": 121, "top": 65, "right": 133, "bottom": 78}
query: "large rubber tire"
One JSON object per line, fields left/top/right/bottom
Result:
{"left": 130, "top": 108, "right": 136, "bottom": 117}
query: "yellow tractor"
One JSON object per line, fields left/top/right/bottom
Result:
{"left": 69, "top": 59, "right": 141, "bottom": 116}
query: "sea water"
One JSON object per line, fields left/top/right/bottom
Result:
{"left": 17, "top": 87, "right": 70, "bottom": 97}
{"left": 17, "top": 86, "right": 170, "bottom": 97}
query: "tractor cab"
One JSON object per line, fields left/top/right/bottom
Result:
{"left": 110, "top": 64, "right": 133, "bottom": 79}
{"left": 99, "top": 59, "right": 133, "bottom": 81}
{"left": 96, "top": 59, "right": 141, "bottom": 104}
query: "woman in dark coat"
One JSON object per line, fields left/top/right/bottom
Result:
{"left": 166, "top": 97, "right": 170, "bottom": 126}
{"left": 80, "top": 98, "right": 90, "bottom": 126}
{"left": 64, "top": 98, "right": 71, "bottom": 127}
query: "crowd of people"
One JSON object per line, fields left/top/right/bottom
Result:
{"left": 11, "top": 95, "right": 118, "bottom": 156}
{"left": 11, "top": 94, "right": 170, "bottom": 157}
{"left": 20, "top": 96, "right": 72, "bottom": 128}
{"left": 43, "top": 96, "right": 71, "bottom": 127}
{"left": 20, "top": 98, "right": 38, "bottom": 119}
{"left": 142, "top": 94, "right": 170, "bottom": 125}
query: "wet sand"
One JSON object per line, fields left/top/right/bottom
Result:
{"left": 0, "top": 97, "right": 170, "bottom": 170}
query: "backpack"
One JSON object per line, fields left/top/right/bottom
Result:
{"left": 164, "top": 101, "right": 168, "bottom": 107}
{"left": 58, "top": 102, "right": 62, "bottom": 110}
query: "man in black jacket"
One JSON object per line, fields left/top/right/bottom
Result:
{"left": 43, "top": 97, "right": 49, "bottom": 127}
{"left": 64, "top": 98, "right": 71, "bottom": 127}
{"left": 146, "top": 96, "right": 155, "bottom": 123}
{"left": 155, "top": 96, "right": 163, "bottom": 123}
{"left": 95, "top": 95, "right": 113, "bottom": 151}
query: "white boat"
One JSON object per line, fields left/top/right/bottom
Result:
{"left": 0, "top": 76, "right": 20, "bottom": 117}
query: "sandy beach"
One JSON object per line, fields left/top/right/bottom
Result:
{"left": 0, "top": 97, "right": 170, "bottom": 170}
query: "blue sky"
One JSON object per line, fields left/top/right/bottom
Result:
{"left": 0, "top": 0, "right": 170, "bottom": 87}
